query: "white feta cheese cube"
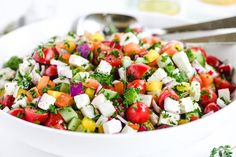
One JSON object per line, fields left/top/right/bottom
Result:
{"left": 81, "top": 105, "right": 96, "bottom": 119}
{"left": 38, "top": 93, "right": 56, "bottom": 110}
{"left": 4, "top": 82, "right": 19, "bottom": 97}
{"left": 180, "top": 97, "right": 194, "bottom": 113}
{"left": 30, "top": 63, "right": 41, "bottom": 85}
{"left": 97, "top": 100, "right": 116, "bottom": 117}
{"left": 78, "top": 72, "right": 90, "bottom": 81}
{"left": 121, "top": 125, "right": 137, "bottom": 133}
{"left": 50, "top": 59, "right": 67, "bottom": 66}
{"left": 172, "top": 51, "right": 194, "bottom": 79}
{"left": 150, "top": 112, "right": 159, "bottom": 126}
{"left": 159, "top": 111, "right": 180, "bottom": 126}
{"left": 157, "top": 53, "right": 173, "bottom": 68}
{"left": 135, "top": 57, "right": 147, "bottom": 64}
{"left": 2, "top": 107, "right": 10, "bottom": 112}
{"left": 69, "top": 54, "right": 89, "bottom": 68}
{"left": 138, "top": 94, "right": 153, "bottom": 107}
{"left": 95, "top": 115, "right": 108, "bottom": 127}
{"left": 190, "top": 81, "right": 201, "bottom": 101}
{"left": 118, "top": 67, "right": 127, "bottom": 81}
{"left": 162, "top": 76, "right": 175, "bottom": 84}
{"left": 91, "top": 94, "right": 107, "bottom": 108}
{"left": 57, "top": 65, "right": 72, "bottom": 78}
{"left": 217, "top": 98, "right": 227, "bottom": 108}
{"left": 12, "top": 95, "right": 27, "bottom": 108}
{"left": 96, "top": 60, "right": 112, "bottom": 75}
{"left": 147, "top": 68, "right": 167, "bottom": 82}
{"left": 19, "top": 57, "right": 35, "bottom": 76}
{"left": 0, "top": 68, "right": 16, "bottom": 80}
{"left": 103, "top": 119, "right": 122, "bottom": 134}
{"left": 74, "top": 94, "right": 90, "bottom": 109}
{"left": 53, "top": 78, "right": 70, "bottom": 84}
{"left": 193, "top": 102, "right": 202, "bottom": 112}
{"left": 0, "top": 80, "right": 10, "bottom": 89}
{"left": 218, "top": 88, "right": 231, "bottom": 103}
{"left": 120, "top": 32, "right": 139, "bottom": 46}
{"left": 164, "top": 97, "right": 181, "bottom": 114}
{"left": 205, "top": 64, "right": 219, "bottom": 78}
{"left": 122, "top": 56, "right": 133, "bottom": 68}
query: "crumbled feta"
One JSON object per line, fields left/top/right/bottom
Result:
{"left": 30, "top": 63, "right": 41, "bottom": 84}
{"left": 180, "top": 97, "right": 194, "bottom": 113}
{"left": 38, "top": 93, "right": 56, "bottom": 110}
{"left": 12, "top": 95, "right": 27, "bottom": 108}
{"left": 118, "top": 67, "right": 127, "bottom": 81}
{"left": 162, "top": 76, "right": 175, "bottom": 84}
{"left": 159, "top": 111, "right": 180, "bottom": 126}
{"left": 205, "top": 64, "right": 218, "bottom": 78}
{"left": 217, "top": 98, "right": 227, "bottom": 108}
{"left": 164, "top": 97, "right": 181, "bottom": 114}
{"left": 2, "top": 107, "right": 10, "bottom": 112}
{"left": 148, "top": 68, "right": 167, "bottom": 82}
{"left": 96, "top": 60, "right": 112, "bottom": 75}
{"left": 0, "top": 68, "right": 16, "bottom": 80}
{"left": 53, "top": 77, "right": 70, "bottom": 84}
{"left": 69, "top": 54, "right": 89, "bottom": 69}
{"left": 50, "top": 59, "right": 67, "bottom": 66}
{"left": 91, "top": 94, "right": 107, "bottom": 108}
{"left": 57, "top": 65, "right": 72, "bottom": 78}
{"left": 19, "top": 57, "right": 35, "bottom": 76}
{"left": 95, "top": 115, "right": 108, "bottom": 127}
{"left": 103, "top": 119, "right": 122, "bottom": 134}
{"left": 122, "top": 56, "right": 133, "bottom": 68}
{"left": 81, "top": 105, "right": 96, "bottom": 119}
{"left": 218, "top": 88, "right": 231, "bottom": 103}
{"left": 190, "top": 81, "right": 201, "bottom": 101}
{"left": 139, "top": 94, "right": 153, "bottom": 107}
{"left": 74, "top": 94, "right": 90, "bottom": 109}
{"left": 0, "top": 80, "right": 10, "bottom": 89}
{"left": 120, "top": 32, "right": 139, "bottom": 46}
{"left": 121, "top": 125, "right": 137, "bottom": 133}
{"left": 157, "top": 53, "right": 173, "bottom": 68}
{"left": 97, "top": 100, "right": 116, "bottom": 117}
{"left": 172, "top": 51, "right": 194, "bottom": 79}
{"left": 4, "top": 82, "right": 19, "bottom": 97}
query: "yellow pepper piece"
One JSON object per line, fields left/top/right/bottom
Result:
{"left": 17, "top": 88, "right": 27, "bottom": 97}
{"left": 146, "top": 81, "right": 163, "bottom": 92}
{"left": 98, "top": 126, "right": 104, "bottom": 133}
{"left": 85, "top": 88, "right": 95, "bottom": 100}
{"left": 64, "top": 40, "right": 76, "bottom": 53}
{"left": 81, "top": 117, "right": 96, "bottom": 133}
{"left": 178, "top": 119, "right": 190, "bottom": 125}
{"left": 144, "top": 49, "right": 160, "bottom": 63}
{"left": 0, "top": 89, "right": 5, "bottom": 97}
{"left": 91, "top": 32, "right": 104, "bottom": 42}
{"left": 176, "top": 82, "right": 190, "bottom": 92}
{"left": 47, "top": 90, "right": 62, "bottom": 99}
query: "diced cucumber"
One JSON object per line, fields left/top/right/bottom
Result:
{"left": 60, "top": 83, "right": 70, "bottom": 93}
{"left": 164, "top": 64, "right": 175, "bottom": 76}
{"left": 99, "top": 88, "right": 118, "bottom": 100}
{"left": 192, "top": 51, "right": 206, "bottom": 67}
{"left": 59, "top": 107, "right": 78, "bottom": 123}
{"left": 135, "top": 57, "right": 148, "bottom": 64}
{"left": 68, "top": 117, "right": 81, "bottom": 131}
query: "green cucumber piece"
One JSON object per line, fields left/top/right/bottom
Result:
{"left": 185, "top": 110, "right": 200, "bottom": 120}
{"left": 60, "top": 83, "right": 70, "bottom": 93}
{"left": 59, "top": 107, "right": 78, "bottom": 123}
{"left": 99, "top": 88, "right": 119, "bottom": 100}
{"left": 68, "top": 117, "right": 81, "bottom": 131}
{"left": 192, "top": 51, "right": 206, "bottom": 67}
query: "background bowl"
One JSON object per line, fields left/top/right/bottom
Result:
{"left": 0, "top": 12, "right": 236, "bottom": 157}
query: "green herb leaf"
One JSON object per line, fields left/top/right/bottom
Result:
{"left": 123, "top": 88, "right": 140, "bottom": 106}
{"left": 210, "top": 145, "right": 235, "bottom": 157}
{"left": 4, "top": 56, "right": 23, "bottom": 70}
{"left": 90, "top": 73, "right": 114, "bottom": 85}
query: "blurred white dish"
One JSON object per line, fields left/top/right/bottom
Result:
{"left": 0, "top": 12, "right": 236, "bottom": 157}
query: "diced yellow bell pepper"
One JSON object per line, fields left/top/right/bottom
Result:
{"left": 146, "top": 81, "right": 163, "bottom": 92}
{"left": 176, "top": 82, "right": 190, "bottom": 92}
{"left": 17, "top": 88, "right": 27, "bottom": 97}
{"left": 47, "top": 90, "right": 62, "bottom": 99}
{"left": 0, "top": 89, "right": 5, "bottom": 97}
{"left": 64, "top": 40, "right": 76, "bottom": 53}
{"left": 81, "top": 117, "right": 96, "bottom": 133}
{"left": 144, "top": 49, "right": 160, "bottom": 63}
{"left": 178, "top": 119, "right": 190, "bottom": 125}
{"left": 98, "top": 126, "right": 104, "bottom": 133}
{"left": 85, "top": 88, "right": 95, "bottom": 100}
{"left": 91, "top": 32, "right": 104, "bottom": 42}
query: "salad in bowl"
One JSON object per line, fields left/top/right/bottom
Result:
{"left": 0, "top": 29, "right": 235, "bottom": 134}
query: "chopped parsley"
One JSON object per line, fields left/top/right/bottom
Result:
{"left": 67, "top": 31, "right": 76, "bottom": 38}
{"left": 147, "top": 42, "right": 161, "bottom": 51}
{"left": 4, "top": 56, "right": 23, "bottom": 70}
{"left": 90, "top": 73, "right": 114, "bottom": 85}
{"left": 49, "top": 104, "right": 57, "bottom": 114}
{"left": 112, "top": 50, "right": 120, "bottom": 57}
{"left": 59, "top": 75, "right": 66, "bottom": 80}
{"left": 16, "top": 72, "right": 32, "bottom": 89}
{"left": 161, "top": 55, "right": 169, "bottom": 62}
{"left": 123, "top": 88, "right": 140, "bottom": 106}
{"left": 38, "top": 50, "right": 44, "bottom": 58}
{"left": 210, "top": 145, "right": 235, "bottom": 157}
{"left": 29, "top": 89, "right": 37, "bottom": 98}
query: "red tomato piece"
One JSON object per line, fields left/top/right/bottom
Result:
{"left": 44, "top": 113, "right": 64, "bottom": 127}
{"left": 127, "top": 80, "right": 146, "bottom": 94}
{"left": 158, "top": 89, "right": 180, "bottom": 109}
{"left": 53, "top": 123, "right": 65, "bottom": 130}
{"left": 214, "top": 77, "right": 236, "bottom": 93}
{"left": 204, "top": 103, "right": 220, "bottom": 114}
{"left": 0, "top": 95, "right": 15, "bottom": 107}
{"left": 161, "top": 41, "right": 182, "bottom": 56}
{"left": 218, "top": 64, "right": 233, "bottom": 76}
{"left": 127, "top": 63, "right": 150, "bottom": 80}
{"left": 126, "top": 102, "right": 150, "bottom": 124}
{"left": 206, "top": 56, "right": 221, "bottom": 68}
{"left": 158, "top": 124, "right": 171, "bottom": 129}
{"left": 8, "top": 108, "right": 25, "bottom": 119}
{"left": 24, "top": 107, "right": 49, "bottom": 124}
{"left": 33, "top": 48, "right": 55, "bottom": 64}
{"left": 123, "top": 43, "right": 141, "bottom": 56}
{"left": 44, "top": 65, "right": 58, "bottom": 77}
{"left": 199, "top": 73, "right": 213, "bottom": 88}
{"left": 105, "top": 51, "right": 123, "bottom": 67}
{"left": 200, "top": 88, "right": 217, "bottom": 108}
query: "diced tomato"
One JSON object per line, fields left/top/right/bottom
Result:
{"left": 128, "top": 80, "right": 146, "bottom": 94}
{"left": 200, "top": 88, "right": 217, "bottom": 108}
{"left": 0, "top": 95, "right": 15, "bottom": 107}
{"left": 60, "top": 53, "right": 71, "bottom": 64}
{"left": 55, "top": 93, "right": 73, "bottom": 108}
{"left": 44, "top": 65, "right": 58, "bottom": 77}
{"left": 204, "top": 103, "right": 220, "bottom": 114}
{"left": 214, "top": 77, "right": 236, "bottom": 93}
{"left": 84, "top": 78, "right": 99, "bottom": 89}
{"left": 53, "top": 123, "right": 65, "bottom": 130}
{"left": 158, "top": 124, "right": 171, "bottom": 129}
{"left": 127, "top": 63, "right": 150, "bottom": 80}
{"left": 24, "top": 107, "right": 48, "bottom": 124}
{"left": 105, "top": 51, "right": 123, "bottom": 67}
{"left": 123, "top": 43, "right": 140, "bottom": 56}
{"left": 161, "top": 41, "right": 181, "bottom": 56}
{"left": 8, "top": 108, "right": 25, "bottom": 119}
{"left": 199, "top": 73, "right": 213, "bottom": 88}
{"left": 44, "top": 113, "right": 64, "bottom": 127}
{"left": 33, "top": 48, "right": 55, "bottom": 64}
{"left": 190, "top": 116, "right": 199, "bottom": 121}
{"left": 158, "top": 89, "right": 179, "bottom": 109}
{"left": 126, "top": 102, "right": 150, "bottom": 124}
{"left": 206, "top": 56, "right": 221, "bottom": 68}
{"left": 191, "top": 47, "right": 207, "bottom": 58}
{"left": 114, "top": 81, "right": 125, "bottom": 95}
{"left": 26, "top": 87, "right": 41, "bottom": 102}
{"left": 191, "top": 74, "right": 203, "bottom": 88}
{"left": 37, "top": 76, "right": 50, "bottom": 92}
{"left": 218, "top": 64, "right": 233, "bottom": 77}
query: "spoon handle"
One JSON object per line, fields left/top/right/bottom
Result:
{"left": 165, "top": 16, "right": 236, "bottom": 33}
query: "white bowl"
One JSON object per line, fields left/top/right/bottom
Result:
{"left": 0, "top": 13, "right": 235, "bottom": 157}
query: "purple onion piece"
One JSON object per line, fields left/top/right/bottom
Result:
{"left": 138, "top": 125, "right": 147, "bottom": 132}
{"left": 70, "top": 82, "right": 83, "bottom": 97}
{"left": 77, "top": 44, "right": 90, "bottom": 59}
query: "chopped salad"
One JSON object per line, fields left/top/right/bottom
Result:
{"left": 0, "top": 29, "right": 235, "bottom": 134}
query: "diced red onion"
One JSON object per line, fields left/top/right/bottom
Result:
{"left": 192, "top": 60, "right": 206, "bottom": 73}
{"left": 151, "top": 100, "right": 161, "bottom": 114}
{"left": 138, "top": 125, "right": 147, "bottom": 132}
{"left": 70, "top": 82, "right": 83, "bottom": 97}
{"left": 77, "top": 44, "right": 90, "bottom": 59}
{"left": 95, "top": 84, "right": 102, "bottom": 94}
